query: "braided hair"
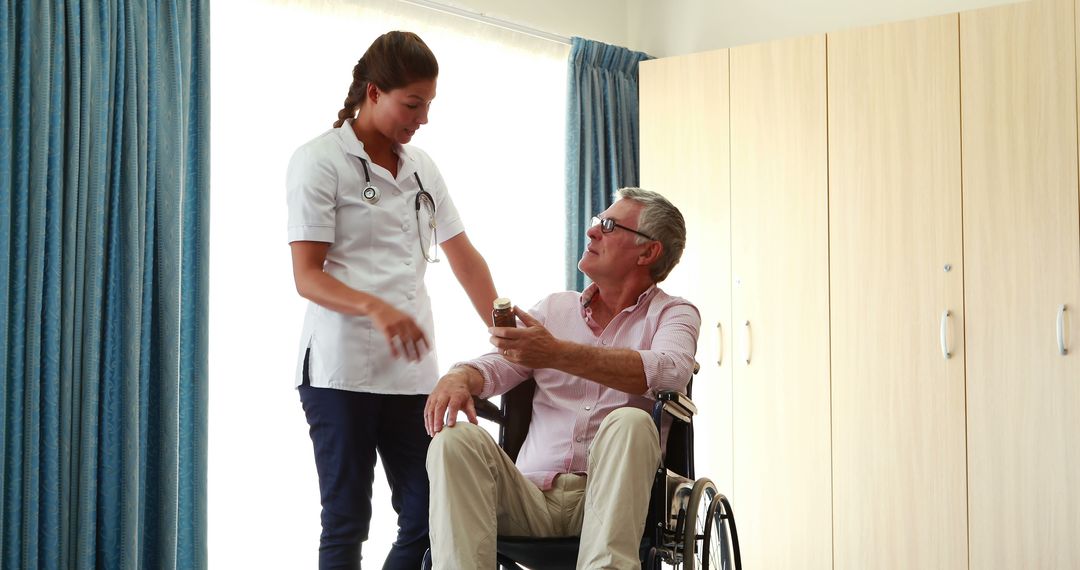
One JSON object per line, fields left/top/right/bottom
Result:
{"left": 333, "top": 31, "right": 439, "bottom": 128}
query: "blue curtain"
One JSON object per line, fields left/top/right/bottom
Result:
{"left": 1, "top": 1, "right": 209, "bottom": 568}
{"left": 564, "top": 37, "right": 652, "bottom": 291}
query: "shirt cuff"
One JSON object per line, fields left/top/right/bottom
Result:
{"left": 436, "top": 219, "right": 465, "bottom": 245}
{"left": 638, "top": 350, "right": 688, "bottom": 397}
{"left": 288, "top": 224, "right": 335, "bottom": 243}
{"left": 453, "top": 356, "right": 498, "bottom": 399}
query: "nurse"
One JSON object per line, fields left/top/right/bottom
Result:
{"left": 286, "top": 31, "right": 498, "bottom": 569}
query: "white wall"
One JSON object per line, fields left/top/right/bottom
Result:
{"left": 626, "top": 0, "right": 1019, "bottom": 57}
{"left": 444, "top": 0, "right": 1020, "bottom": 57}
{"left": 426, "top": 0, "right": 631, "bottom": 47}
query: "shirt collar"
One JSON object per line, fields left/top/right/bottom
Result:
{"left": 335, "top": 119, "right": 419, "bottom": 180}
{"left": 579, "top": 283, "right": 659, "bottom": 315}
{"left": 335, "top": 119, "right": 367, "bottom": 158}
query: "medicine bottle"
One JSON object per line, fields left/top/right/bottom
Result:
{"left": 492, "top": 298, "right": 516, "bottom": 327}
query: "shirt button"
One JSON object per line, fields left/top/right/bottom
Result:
{"left": 404, "top": 259, "right": 412, "bottom": 266}
{"left": 402, "top": 223, "right": 410, "bottom": 232}
{"left": 584, "top": 405, "right": 591, "bottom": 411}
{"left": 601, "top": 340, "right": 607, "bottom": 346}
{"left": 406, "top": 293, "right": 415, "bottom": 300}
{"left": 575, "top": 436, "right": 583, "bottom": 442}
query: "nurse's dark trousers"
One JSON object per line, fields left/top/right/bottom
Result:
{"left": 299, "top": 355, "right": 431, "bottom": 569}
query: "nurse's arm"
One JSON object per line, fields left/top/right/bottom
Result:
{"left": 290, "top": 240, "right": 428, "bottom": 360}
{"left": 441, "top": 232, "right": 499, "bottom": 326}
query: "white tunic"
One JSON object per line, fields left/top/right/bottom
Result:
{"left": 286, "top": 120, "right": 464, "bottom": 394}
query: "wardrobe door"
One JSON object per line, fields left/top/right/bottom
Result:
{"left": 828, "top": 15, "right": 967, "bottom": 569}
{"left": 961, "top": 0, "right": 1080, "bottom": 566}
{"left": 728, "top": 35, "right": 831, "bottom": 570}
{"left": 640, "top": 51, "right": 733, "bottom": 495}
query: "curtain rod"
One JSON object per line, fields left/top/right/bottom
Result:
{"left": 396, "top": 0, "right": 573, "bottom": 45}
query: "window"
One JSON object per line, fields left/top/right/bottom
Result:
{"left": 209, "top": 0, "right": 568, "bottom": 566}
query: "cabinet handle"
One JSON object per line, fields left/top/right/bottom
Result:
{"left": 742, "top": 320, "right": 752, "bottom": 365}
{"left": 716, "top": 322, "right": 724, "bottom": 366}
{"left": 940, "top": 310, "right": 952, "bottom": 360}
{"left": 1058, "top": 304, "right": 1068, "bottom": 356}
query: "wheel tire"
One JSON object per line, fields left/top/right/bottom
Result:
{"left": 682, "top": 478, "right": 718, "bottom": 570}
{"left": 701, "top": 495, "right": 734, "bottom": 570}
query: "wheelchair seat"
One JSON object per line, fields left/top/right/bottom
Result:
{"left": 423, "top": 370, "right": 741, "bottom": 570}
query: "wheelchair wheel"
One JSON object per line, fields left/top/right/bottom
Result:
{"left": 681, "top": 478, "right": 717, "bottom": 570}
{"left": 701, "top": 493, "right": 742, "bottom": 570}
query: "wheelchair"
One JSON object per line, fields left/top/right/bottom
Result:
{"left": 422, "top": 370, "right": 741, "bottom": 569}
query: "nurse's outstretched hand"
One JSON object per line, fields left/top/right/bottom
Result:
{"left": 370, "top": 300, "right": 429, "bottom": 362}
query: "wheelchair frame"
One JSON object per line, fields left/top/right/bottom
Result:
{"left": 645, "top": 390, "right": 742, "bottom": 570}
{"left": 423, "top": 376, "right": 742, "bottom": 570}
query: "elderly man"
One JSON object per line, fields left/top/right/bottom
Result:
{"left": 424, "top": 187, "right": 700, "bottom": 569}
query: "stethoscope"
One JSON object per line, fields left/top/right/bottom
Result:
{"left": 356, "top": 156, "right": 440, "bottom": 263}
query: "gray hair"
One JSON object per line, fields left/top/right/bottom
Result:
{"left": 615, "top": 187, "right": 686, "bottom": 283}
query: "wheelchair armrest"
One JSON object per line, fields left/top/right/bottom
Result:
{"left": 473, "top": 396, "right": 503, "bottom": 424}
{"left": 654, "top": 391, "right": 698, "bottom": 424}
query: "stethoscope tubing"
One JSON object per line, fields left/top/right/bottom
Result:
{"left": 356, "top": 156, "right": 439, "bottom": 262}
{"left": 356, "top": 156, "right": 434, "bottom": 216}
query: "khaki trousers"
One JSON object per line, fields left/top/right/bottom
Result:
{"left": 427, "top": 407, "right": 661, "bottom": 569}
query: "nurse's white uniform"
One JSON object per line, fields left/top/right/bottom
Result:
{"left": 286, "top": 119, "right": 464, "bottom": 394}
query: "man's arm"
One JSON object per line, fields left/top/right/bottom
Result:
{"left": 497, "top": 310, "right": 647, "bottom": 392}
{"left": 491, "top": 305, "right": 699, "bottom": 396}
{"left": 550, "top": 345, "right": 647, "bottom": 393}
{"left": 424, "top": 365, "right": 485, "bottom": 436}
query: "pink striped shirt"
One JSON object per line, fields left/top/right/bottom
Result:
{"left": 463, "top": 284, "right": 701, "bottom": 490}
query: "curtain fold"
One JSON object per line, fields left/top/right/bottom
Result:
{"left": 564, "top": 37, "right": 652, "bottom": 291}
{"left": 1, "top": 1, "right": 209, "bottom": 568}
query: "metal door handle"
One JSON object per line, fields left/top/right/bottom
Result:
{"left": 1058, "top": 304, "right": 1069, "bottom": 355}
{"left": 716, "top": 322, "right": 724, "bottom": 366}
{"left": 940, "top": 310, "right": 952, "bottom": 359}
{"left": 742, "top": 320, "right": 752, "bottom": 365}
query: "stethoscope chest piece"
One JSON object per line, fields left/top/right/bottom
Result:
{"left": 362, "top": 183, "right": 380, "bottom": 204}
{"left": 356, "top": 156, "right": 381, "bottom": 204}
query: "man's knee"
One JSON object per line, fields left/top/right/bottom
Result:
{"left": 426, "top": 422, "right": 490, "bottom": 471}
{"left": 598, "top": 407, "right": 656, "bottom": 438}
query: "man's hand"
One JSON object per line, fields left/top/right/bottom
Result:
{"left": 489, "top": 307, "right": 570, "bottom": 369}
{"left": 424, "top": 367, "right": 480, "bottom": 436}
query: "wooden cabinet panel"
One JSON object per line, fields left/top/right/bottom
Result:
{"left": 639, "top": 51, "right": 734, "bottom": 496}
{"left": 729, "top": 35, "right": 832, "bottom": 570}
{"left": 640, "top": 4, "right": 1080, "bottom": 567}
{"left": 828, "top": 15, "right": 968, "bottom": 569}
{"left": 961, "top": 0, "right": 1080, "bottom": 566}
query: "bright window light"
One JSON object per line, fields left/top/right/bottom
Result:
{"left": 209, "top": 1, "right": 568, "bottom": 566}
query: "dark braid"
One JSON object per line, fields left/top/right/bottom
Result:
{"left": 333, "top": 59, "right": 368, "bottom": 128}
{"left": 331, "top": 31, "right": 439, "bottom": 128}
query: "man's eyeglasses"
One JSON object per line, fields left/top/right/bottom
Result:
{"left": 591, "top": 216, "right": 656, "bottom": 242}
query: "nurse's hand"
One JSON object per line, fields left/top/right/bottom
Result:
{"left": 370, "top": 301, "right": 429, "bottom": 361}
{"left": 425, "top": 367, "right": 482, "bottom": 436}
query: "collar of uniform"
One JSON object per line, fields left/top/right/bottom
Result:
{"left": 335, "top": 119, "right": 367, "bottom": 159}
{"left": 395, "top": 145, "right": 420, "bottom": 182}
{"left": 336, "top": 119, "right": 420, "bottom": 182}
